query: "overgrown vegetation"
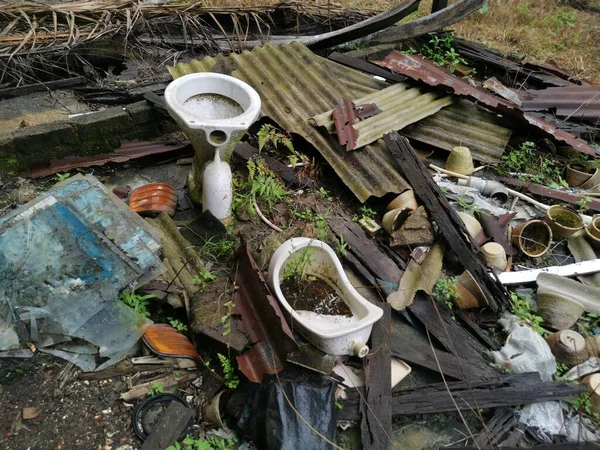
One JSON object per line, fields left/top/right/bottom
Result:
{"left": 167, "top": 435, "right": 237, "bottom": 450}
{"left": 199, "top": 237, "right": 237, "bottom": 261}
{"left": 335, "top": 235, "right": 348, "bottom": 257}
{"left": 217, "top": 353, "right": 240, "bottom": 389}
{"left": 575, "top": 312, "right": 600, "bottom": 337}
{"left": 192, "top": 270, "right": 217, "bottom": 290}
{"left": 498, "top": 141, "right": 568, "bottom": 188}
{"left": 168, "top": 317, "right": 188, "bottom": 332}
{"left": 509, "top": 291, "right": 544, "bottom": 335}
{"left": 432, "top": 277, "right": 459, "bottom": 311}
{"left": 406, "top": 32, "right": 471, "bottom": 74}
{"left": 120, "top": 290, "right": 157, "bottom": 317}
{"left": 147, "top": 381, "right": 164, "bottom": 396}
{"left": 233, "top": 159, "right": 287, "bottom": 215}
{"left": 257, "top": 124, "right": 307, "bottom": 167}
{"left": 570, "top": 393, "right": 600, "bottom": 425}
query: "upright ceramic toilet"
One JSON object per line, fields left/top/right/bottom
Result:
{"left": 164, "top": 73, "right": 261, "bottom": 214}
{"left": 268, "top": 238, "right": 383, "bottom": 357}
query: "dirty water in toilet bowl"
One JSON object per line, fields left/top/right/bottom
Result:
{"left": 182, "top": 93, "right": 243, "bottom": 119}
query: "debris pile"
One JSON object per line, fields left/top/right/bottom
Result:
{"left": 1, "top": 0, "right": 600, "bottom": 449}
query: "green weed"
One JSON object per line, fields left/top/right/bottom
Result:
{"left": 233, "top": 159, "right": 287, "bottom": 215}
{"left": 168, "top": 318, "right": 188, "bottom": 332}
{"left": 147, "top": 381, "right": 164, "bottom": 396}
{"left": 570, "top": 393, "right": 600, "bottom": 424}
{"left": 282, "top": 247, "right": 314, "bottom": 281}
{"left": 257, "top": 124, "right": 295, "bottom": 155}
{"left": 217, "top": 353, "right": 240, "bottom": 389}
{"left": 192, "top": 271, "right": 217, "bottom": 290}
{"left": 407, "top": 33, "right": 470, "bottom": 73}
{"left": 335, "top": 235, "right": 348, "bottom": 257}
{"left": 219, "top": 298, "right": 236, "bottom": 337}
{"left": 120, "top": 291, "right": 157, "bottom": 317}
{"left": 510, "top": 291, "right": 544, "bottom": 335}
{"left": 167, "top": 435, "right": 237, "bottom": 450}
{"left": 575, "top": 313, "right": 600, "bottom": 337}
{"left": 432, "top": 277, "right": 459, "bottom": 311}
{"left": 498, "top": 141, "right": 568, "bottom": 188}
{"left": 55, "top": 172, "right": 71, "bottom": 182}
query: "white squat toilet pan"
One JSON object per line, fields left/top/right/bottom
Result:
{"left": 268, "top": 237, "right": 383, "bottom": 357}
{"left": 164, "top": 73, "right": 261, "bottom": 206}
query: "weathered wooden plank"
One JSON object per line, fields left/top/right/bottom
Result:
{"left": 391, "top": 373, "right": 584, "bottom": 416}
{"left": 361, "top": 303, "right": 392, "bottom": 450}
{"left": 0, "top": 76, "right": 87, "bottom": 98}
{"left": 384, "top": 133, "right": 509, "bottom": 311}
{"left": 431, "top": 0, "right": 449, "bottom": 12}
{"left": 327, "top": 52, "right": 407, "bottom": 82}
{"left": 407, "top": 295, "right": 498, "bottom": 378}
{"left": 329, "top": 216, "right": 402, "bottom": 285}
{"left": 473, "top": 408, "right": 518, "bottom": 448}
{"left": 140, "top": 401, "right": 193, "bottom": 450}
{"left": 390, "top": 330, "right": 492, "bottom": 381}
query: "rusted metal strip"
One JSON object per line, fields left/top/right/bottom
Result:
{"left": 522, "top": 86, "right": 600, "bottom": 121}
{"left": 332, "top": 98, "right": 360, "bottom": 151}
{"left": 375, "top": 53, "right": 598, "bottom": 157}
{"left": 234, "top": 244, "right": 298, "bottom": 383}
{"left": 483, "top": 77, "right": 524, "bottom": 107}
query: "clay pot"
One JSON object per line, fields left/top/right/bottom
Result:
{"left": 382, "top": 207, "right": 412, "bottom": 235}
{"left": 452, "top": 271, "right": 487, "bottom": 309}
{"left": 584, "top": 226, "right": 600, "bottom": 250}
{"left": 480, "top": 242, "right": 508, "bottom": 271}
{"left": 202, "top": 390, "right": 226, "bottom": 428}
{"left": 511, "top": 220, "right": 552, "bottom": 258}
{"left": 544, "top": 205, "right": 584, "bottom": 239}
{"left": 458, "top": 212, "right": 483, "bottom": 240}
{"left": 537, "top": 293, "right": 584, "bottom": 330}
{"left": 586, "top": 216, "right": 600, "bottom": 240}
{"left": 579, "top": 168, "right": 600, "bottom": 192}
{"left": 582, "top": 374, "right": 600, "bottom": 415}
{"left": 387, "top": 190, "right": 418, "bottom": 212}
{"left": 565, "top": 164, "right": 593, "bottom": 188}
{"left": 445, "top": 146, "right": 475, "bottom": 175}
{"left": 546, "top": 330, "right": 589, "bottom": 365}
{"left": 586, "top": 335, "right": 600, "bottom": 357}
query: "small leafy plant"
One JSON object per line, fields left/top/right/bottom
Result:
{"left": 147, "top": 381, "right": 164, "bottom": 396}
{"left": 576, "top": 196, "right": 593, "bottom": 214}
{"left": 168, "top": 318, "right": 188, "bottom": 332}
{"left": 406, "top": 33, "right": 470, "bottom": 73}
{"left": 335, "top": 235, "right": 348, "bottom": 257}
{"left": 498, "top": 141, "right": 568, "bottom": 188}
{"left": 576, "top": 312, "right": 600, "bottom": 336}
{"left": 220, "top": 298, "right": 236, "bottom": 337}
{"left": 570, "top": 393, "right": 600, "bottom": 424}
{"left": 282, "top": 246, "right": 314, "bottom": 281}
{"left": 217, "top": 353, "right": 240, "bottom": 389}
{"left": 432, "top": 277, "right": 460, "bottom": 311}
{"left": 257, "top": 124, "right": 295, "bottom": 155}
{"left": 192, "top": 271, "right": 217, "bottom": 290}
{"left": 510, "top": 291, "right": 544, "bottom": 335}
{"left": 199, "top": 237, "right": 237, "bottom": 261}
{"left": 167, "top": 435, "right": 238, "bottom": 450}
{"left": 120, "top": 290, "right": 157, "bottom": 317}
{"left": 233, "top": 159, "right": 287, "bottom": 215}
{"left": 55, "top": 172, "right": 71, "bottom": 182}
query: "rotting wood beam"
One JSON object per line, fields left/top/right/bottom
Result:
{"left": 384, "top": 133, "right": 510, "bottom": 311}
{"left": 0, "top": 76, "right": 87, "bottom": 98}
{"left": 361, "top": 303, "right": 392, "bottom": 450}
{"left": 327, "top": 52, "right": 407, "bottom": 83}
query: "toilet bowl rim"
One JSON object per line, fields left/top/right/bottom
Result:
{"left": 164, "top": 72, "right": 262, "bottom": 129}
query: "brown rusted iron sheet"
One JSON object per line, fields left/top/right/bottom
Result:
{"left": 355, "top": 103, "right": 382, "bottom": 120}
{"left": 373, "top": 52, "right": 515, "bottom": 109}
{"left": 234, "top": 244, "right": 298, "bottom": 383}
{"left": 26, "top": 140, "right": 190, "bottom": 178}
{"left": 129, "top": 183, "right": 177, "bottom": 217}
{"left": 522, "top": 86, "right": 600, "bottom": 121}
{"left": 498, "top": 177, "right": 600, "bottom": 213}
{"left": 332, "top": 98, "right": 360, "bottom": 151}
{"left": 143, "top": 324, "right": 200, "bottom": 360}
{"left": 375, "top": 52, "right": 598, "bottom": 157}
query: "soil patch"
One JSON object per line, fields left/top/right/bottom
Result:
{"left": 281, "top": 276, "right": 353, "bottom": 317}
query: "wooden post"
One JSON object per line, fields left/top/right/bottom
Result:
{"left": 431, "top": 0, "right": 449, "bottom": 12}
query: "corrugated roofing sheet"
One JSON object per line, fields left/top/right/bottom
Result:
{"left": 311, "top": 82, "right": 454, "bottom": 150}
{"left": 522, "top": 86, "right": 600, "bottom": 121}
{"left": 402, "top": 101, "right": 512, "bottom": 163}
{"left": 168, "top": 43, "right": 410, "bottom": 202}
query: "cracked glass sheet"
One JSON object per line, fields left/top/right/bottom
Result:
{"left": 0, "top": 177, "right": 158, "bottom": 370}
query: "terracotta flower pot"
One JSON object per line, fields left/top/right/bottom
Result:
{"left": 382, "top": 207, "right": 413, "bottom": 235}
{"left": 584, "top": 225, "right": 600, "bottom": 250}
{"left": 565, "top": 164, "right": 593, "bottom": 188}
{"left": 452, "top": 271, "right": 487, "bottom": 309}
{"left": 445, "top": 146, "right": 475, "bottom": 175}
{"left": 586, "top": 216, "right": 600, "bottom": 240}
{"left": 510, "top": 220, "right": 552, "bottom": 257}
{"left": 544, "top": 205, "right": 584, "bottom": 239}
{"left": 579, "top": 168, "right": 600, "bottom": 192}
{"left": 546, "top": 330, "right": 589, "bottom": 365}
{"left": 537, "top": 293, "right": 584, "bottom": 330}
{"left": 386, "top": 190, "right": 418, "bottom": 212}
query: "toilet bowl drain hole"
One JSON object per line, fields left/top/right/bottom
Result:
{"left": 209, "top": 130, "right": 227, "bottom": 145}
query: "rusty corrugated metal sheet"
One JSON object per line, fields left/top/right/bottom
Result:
{"left": 483, "top": 77, "right": 524, "bottom": 107}
{"left": 522, "top": 86, "right": 600, "bottom": 121}
{"left": 311, "top": 82, "right": 454, "bottom": 151}
{"left": 374, "top": 51, "right": 598, "bottom": 157}
{"left": 234, "top": 244, "right": 298, "bottom": 383}
{"left": 26, "top": 140, "right": 190, "bottom": 178}
{"left": 167, "top": 43, "right": 411, "bottom": 203}
{"left": 402, "top": 102, "right": 512, "bottom": 163}
{"left": 332, "top": 98, "right": 361, "bottom": 150}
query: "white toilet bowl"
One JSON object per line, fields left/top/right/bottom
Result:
{"left": 268, "top": 237, "right": 383, "bottom": 357}
{"left": 164, "top": 73, "right": 261, "bottom": 203}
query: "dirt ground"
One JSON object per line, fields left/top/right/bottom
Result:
{"left": 0, "top": 356, "right": 137, "bottom": 450}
